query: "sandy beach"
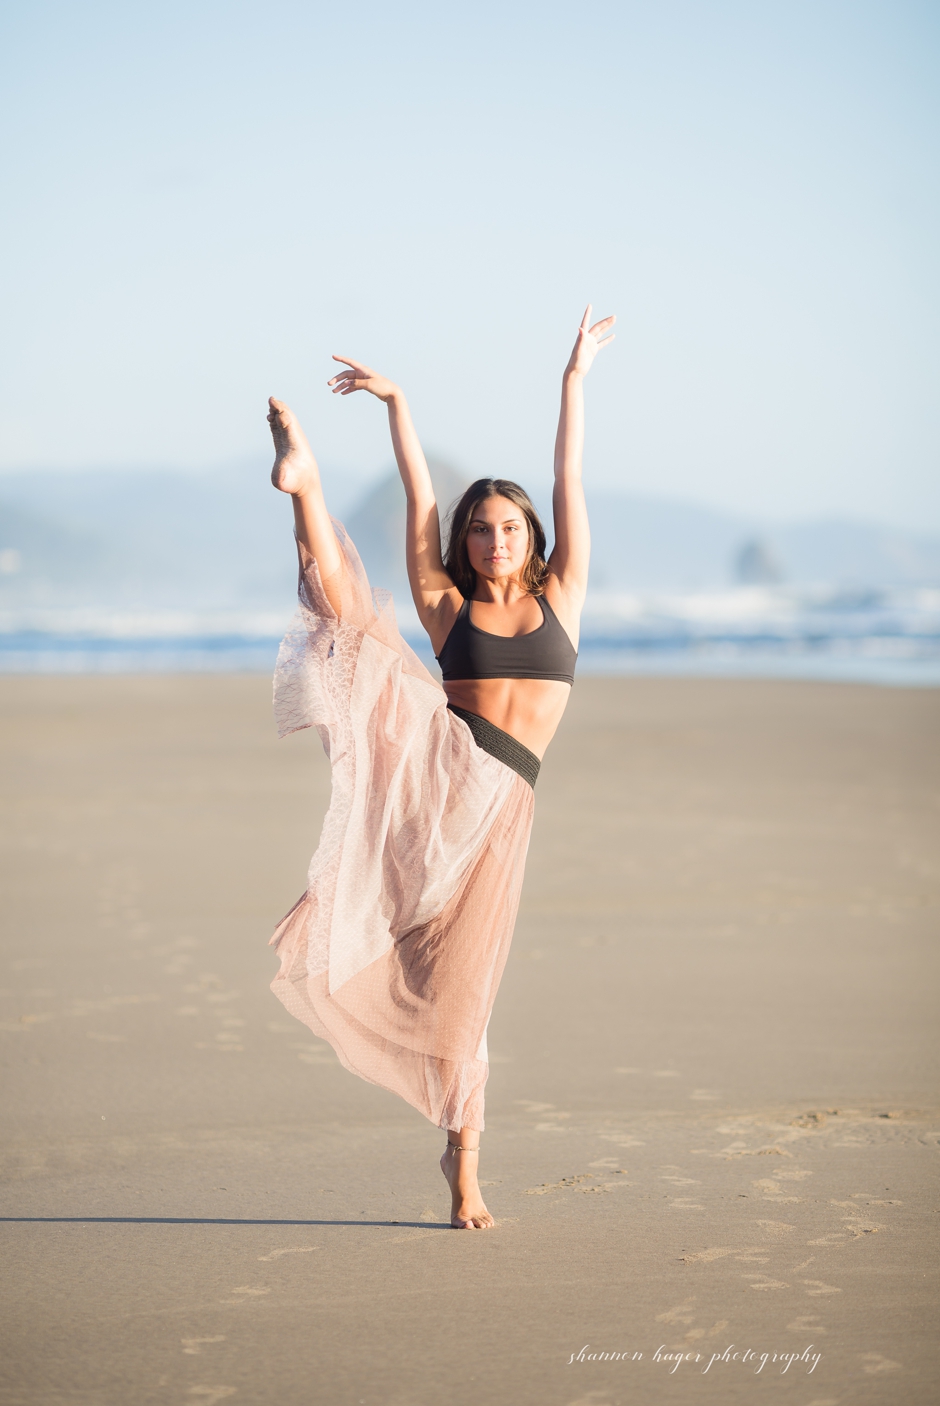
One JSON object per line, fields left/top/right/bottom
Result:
{"left": 1, "top": 674, "right": 937, "bottom": 1405}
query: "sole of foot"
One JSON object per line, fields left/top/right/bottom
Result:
{"left": 268, "top": 397, "right": 317, "bottom": 496}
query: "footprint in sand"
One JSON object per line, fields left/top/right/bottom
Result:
{"left": 679, "top": 1246, "right": 768, "bottom": 1265}
{"left": 682, "top": 1321, "right": 729, "bottom": 1344}
{"left": 756, "top": 1219, "right": 796, "bottom": 1239}
{"left": 752, "top": 1177, "right": 802, "bottom": 1202}
{"left": 860, "top": 1352, "right": 901, "bottom": 1374}
{"left": 525, "top": 1173, "right": 597, "bottom": 1196}
{"left": 654, "top": 1298, "right": 697, "bottom": 1326}
{"left": 257, "top": 1247, "right": 318, "bottom": 1263}
{"left": 829, "top": 1199, "right": 887, "bottom": 1237}
{"left": 800, "top": 1279, "right": 841, "bottom": 1296}
{"left": 742, "top": 1274, "right": 790, "bottom": 1291}
{"left": 721, "top": 1143, "right": 795, "bottom": 1159}
{"left": 787, "top": 1314, "right": 828, "bottom": 1334}
{"left": 654, "top": 1302, "right": 731, "bottom": 1349}
{"left": 219, "top": 1286, "right": 271, "bottom": 1304}
{"left": 535, "top": 1114, "right": 572, "bottom": 1131}
{"left": 181, "top": 1337, "right": 225, "bottom": 1356}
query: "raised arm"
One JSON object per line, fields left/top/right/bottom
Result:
{"left": 328, "top": 357, "right": 461, "bottom": 637}
{"left": 547, "top": 306, "right": 616, "bottom": 606}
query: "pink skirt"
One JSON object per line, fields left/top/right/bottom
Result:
{"left": 268, "top": 522, "right": 535, "bottom": 1132}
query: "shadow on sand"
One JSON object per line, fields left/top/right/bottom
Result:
{"left": 0, "top": 1216, "right": 452, "bottom": 1228}
{"left": 0, "top": 1214, "right": 455, "bottom": 1226}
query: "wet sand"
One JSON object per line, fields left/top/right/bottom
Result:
{"left": 1, "top": 674, "right": 938, "bottom": 1405}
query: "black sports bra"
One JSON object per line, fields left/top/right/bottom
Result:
{"left": 436, "top": 595, "right": 577, "bottom": 685}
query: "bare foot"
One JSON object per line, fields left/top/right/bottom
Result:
{"left": 440, "top": 1144, "right": 495, "bottom": 1229}
{"left": 268, "top": 397, "right": 318, "bottom": 496}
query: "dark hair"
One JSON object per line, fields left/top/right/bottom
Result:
{"left": 443, "top": 478, "right": 548, "bottom": 599}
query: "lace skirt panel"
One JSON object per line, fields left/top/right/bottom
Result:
{"left": 268, "top": 522, "right": 534, "bottom": 1131}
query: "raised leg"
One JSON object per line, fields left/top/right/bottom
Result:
{"left": 267, "top": 396, "right": 342, "bottom": 608}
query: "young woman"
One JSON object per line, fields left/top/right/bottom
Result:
{"left": 267, "top": 306, "right": 615, "bottom": 1228}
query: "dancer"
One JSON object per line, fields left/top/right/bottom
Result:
{"left": 267, "top": 306, "right": 615, "bottom": 1228}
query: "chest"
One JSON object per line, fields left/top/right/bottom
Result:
{"left": 468, "top": 598, "right": 544, "bottom": 637}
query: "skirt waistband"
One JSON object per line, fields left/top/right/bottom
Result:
{"left": 447, "top": 705, "right": 541, "bottom": 789}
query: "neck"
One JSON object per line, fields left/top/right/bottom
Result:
{"left": 471, "top": 575, "right": 529, "bottom": 605}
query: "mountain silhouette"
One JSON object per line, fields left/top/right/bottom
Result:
{"left": 1, "top": 464, "right": 938, "bottom": 612}
{"left": 345, "top": 459, "right": 473, "bottom": 596}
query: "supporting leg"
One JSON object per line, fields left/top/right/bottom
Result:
{"left": 440, "top": 1127, "right": 494, "bottom": 1229}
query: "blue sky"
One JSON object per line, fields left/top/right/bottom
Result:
{"left": 1, "top": 0, "right": 937, "bottom": 530}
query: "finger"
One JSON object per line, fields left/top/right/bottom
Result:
{"left": 580, "top": 304, "right": 593, "bottom": 331}
{"left": 326, "top": 370, "right": 356, "bottom": 386}
{"left": 332, "top": 353, "right": 374, "bottom": 375}
{"left": 596, "top": 333, "right": 616, "bottom": 350}
{"left": 589, "top": 315, "right": 616, "bottom": 336}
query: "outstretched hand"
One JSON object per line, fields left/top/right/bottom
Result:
{"left": 327, "top": 356, "right": 398, "bottom": 402}
{"left": 566, "top": 305, "right": 616, "bottom": 378}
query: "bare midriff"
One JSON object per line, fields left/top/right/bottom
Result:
{"left": 442, "top": 677, "right": 572, "bottom": 760}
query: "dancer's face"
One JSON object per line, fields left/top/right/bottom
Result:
{"left": 466, "top": 496, "right": 531, "bottom": 584}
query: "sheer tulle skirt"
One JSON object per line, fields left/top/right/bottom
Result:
{"left": 269, "top": 522, "right": 534, "bottom": 1132}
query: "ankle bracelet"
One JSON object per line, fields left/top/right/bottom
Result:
{"left": 446, "top": 1143, "right": 479, "bottom": 1152}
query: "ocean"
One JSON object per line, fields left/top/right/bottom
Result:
{"left": 2, "top": 583, "right": 938, "bottom": 684}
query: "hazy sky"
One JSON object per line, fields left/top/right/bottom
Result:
{"left": 1, "top": 1, "right": 938, "bottom": 530}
